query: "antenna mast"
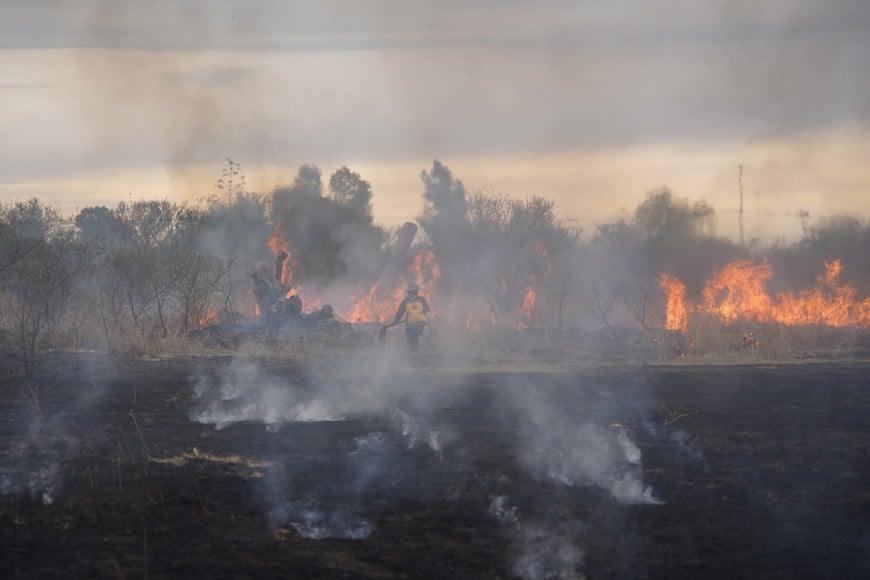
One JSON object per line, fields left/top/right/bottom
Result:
{"left": 738, "top": 164, "right": 744, "bottom": 246}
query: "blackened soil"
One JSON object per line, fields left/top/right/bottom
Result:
{"left": 1, "top": 352, "right": 869, "bottom": 579}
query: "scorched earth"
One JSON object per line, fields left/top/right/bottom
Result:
{"left": 1, "top": 351, "right": 868, "bottom": 579}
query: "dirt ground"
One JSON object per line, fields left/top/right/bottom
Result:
{"left": 1, "top": 349, "right": 868, "bottom": 579}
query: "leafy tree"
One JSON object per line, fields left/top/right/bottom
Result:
{"left": 634, "top": 188, "right": 716, "bottom": 242}
{"left": 74, "top": 205, "right": 130, "bottom": 252}
{"left": 329, "top": 166, "right": 374, "bottom": 224}
{"left": 271, "top": 165, "right": 386, "bottom": 286}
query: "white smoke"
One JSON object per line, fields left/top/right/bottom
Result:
{"left": 507, "top": 378, "right": 662, "bottom": 506}
{"left": 190, "top": 358, "right": 341, "bottom": 428}
{"left": 350, "top": 431, "right": 388, "bottom": 455}
{"left": 488, "top": 494, "right": 519, "bottom": 527}
{"left": 393, "top": 409, "right": 443, "bottom": 454}
{"left": 512, "top": 525, "right": 586, "bottom": 580}
{"left": 269, "top": 499, "right": 373, "bottom": 540}
{"left": 0, "top": 461, "right": 59, "bottom": 505}
{"left": 616, "top": 429, "right": 642, "bottom": 464}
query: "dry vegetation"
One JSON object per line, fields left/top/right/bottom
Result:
{"left": 0, "top": 162, "right": 868, "bottom": 377}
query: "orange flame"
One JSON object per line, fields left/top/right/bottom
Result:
{"left": 517, "top": 242, "right": 553, "bottom": 324}
{"left": 659, "top": 259, "right": 870, "bottom": 331}
{"left": 346, "top": 249, "right": 443, "bottom": 323}
{"left": 658, "top": 273, "right": 690, "bottom": 332}
{"left": 773, "top": 260, "right": 870, "bottom": 326}
{"left": 192, "top": 308, "right": 218, "bottom": 329}
{"left": 536, "top": 241, "right": 553, "bottom": 278}
{"left": 266, "top": 229, "right": 324, "bottom": 309}
{"left": 521, "top": 277, "right": 537, "bottom": 319}
{"left": 268, "top": 230, "right": 296, "bottom": 290}
{"left": 699, "top": 260, "right": 774, "bottom": 323}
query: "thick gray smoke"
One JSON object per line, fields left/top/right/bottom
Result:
{"left": 271, "top": 166, "right": 384, "bottom": 280}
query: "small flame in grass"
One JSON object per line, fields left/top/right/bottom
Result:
{"left": 518, "top": 243, "right": 552, "bottom": 326}
{"left": 521, "top": 278, "right": 537, "bottom": 320}
{"left": 192, "top": 308, "right": 218, "bottom": 330}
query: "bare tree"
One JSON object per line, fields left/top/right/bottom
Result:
{"left": 2, "top": 200, "right": 88, "bottom": 375}
{"left": 587, "top": 283, "right": 619, "bottom": 340}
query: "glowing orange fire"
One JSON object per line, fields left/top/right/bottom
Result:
{"left": 267, "top": 225, "right": 444, "bottom": 323}
{"left": 518, "top": 242, "right": 553, "bottom": 323}
{"left": 267, "top": 230, "right": 297, "bottom": 290}
{"left": 260, "top": 228, "right": 565, "bottom": 328}
{"left": 699, "top": 260, "right": 774, "bottom": 323}
{"left": 658, "top": 274, "right": 689, "bottom": 332}
{"left": 347, "top": 249, "right": 442, "bottom": 323}
{"left": 521, "top": 277, "right": 537, "bottom": 319}
{"left": 346, "top": 282, "right": 406, "bottom": 323}
{"left": 192, "top": 308, "right": 218, "bottom": 329}
{"left": 266, "top": 229, "right": 323, "bottom": 310}
{"left": 659, "top": 259, "right": 870, "bottom": 333}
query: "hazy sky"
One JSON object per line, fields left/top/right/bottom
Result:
{"left": 2, "top": 0, "right": 868, "bottom": 241}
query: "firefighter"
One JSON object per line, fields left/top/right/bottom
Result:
{"left": 393, "top": 284, "right": 430, "bottom": 352}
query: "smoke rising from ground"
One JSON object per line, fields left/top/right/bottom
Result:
{"left": 0, "top": 354, "right": 117, "bottom": 507}
{"left": 186, "top": 343, "right": 662, "bottom": 580}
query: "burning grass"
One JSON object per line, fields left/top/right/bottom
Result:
{"left": 660, "top": 259, "right": 870, "bottom": 333}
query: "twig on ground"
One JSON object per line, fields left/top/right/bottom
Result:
{"left": 129, "top": 411, "right": 150, "bottom": 458}
{"left": 663, "top": 404, "right": 701, "bottom": 426}
{"left": 116, "top": 438, "right": 123, "bottom": 492}
{"left": 25, "top": 383, "right": 45, "bottom": 430}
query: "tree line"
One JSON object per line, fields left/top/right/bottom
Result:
{"left": 1, "top": 159, "right": 867, "bottom": 374}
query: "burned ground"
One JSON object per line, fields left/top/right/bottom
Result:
{"left": 1, "top": 351, "right": 869, "bottom": 579}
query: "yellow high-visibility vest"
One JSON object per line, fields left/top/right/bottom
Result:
{"left": 405, "top": 299, "right": 427, "bottom": 324}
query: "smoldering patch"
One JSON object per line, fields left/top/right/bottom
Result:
{"left": 190, "top": 358, "right": 342, "bottom": 428}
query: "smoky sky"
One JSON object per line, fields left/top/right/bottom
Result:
{"left": 1, "top": 0, "right": 869, "bottom": 232}
{"left": 0, "top": 0, "right": 870, "bottom": 241}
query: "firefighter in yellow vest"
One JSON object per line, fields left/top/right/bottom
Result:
{"left": 393, "top": 284, "right": 430, "bottom": 352}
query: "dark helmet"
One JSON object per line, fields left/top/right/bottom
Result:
{"left": 406, "top": 284, "right": 420, "bottom": 295}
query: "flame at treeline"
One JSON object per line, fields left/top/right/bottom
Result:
{"left": 264, "top": 229, "right": 552, "bottom": 326}
{"left": 347, "top": 250, "right": 442, "bottom": 323}
{"left": 659, "top": 259, "right": 870, "bottom": 333}
{"left": 266, "top": 229, "right": 443, "bottom": 324}
{"left": 268, "top": 230, "right": 323, "bottom": 311}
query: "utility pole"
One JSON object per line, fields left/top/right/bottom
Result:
{"left": 738, "top": 165, "right": 744, "bottom": 247}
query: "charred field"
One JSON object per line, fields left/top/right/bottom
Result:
{"left": 1, "top": 349, "right": 869, "bottom": 580}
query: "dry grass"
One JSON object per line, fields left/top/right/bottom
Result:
{"left": 150, "top": 446, "right": 272, "bottom": 469}
{"left": 14, "top": 309, "right": 868, "bottom": 375}
{"left": 668, "top": 313, "right": 870, "bottom": 362}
